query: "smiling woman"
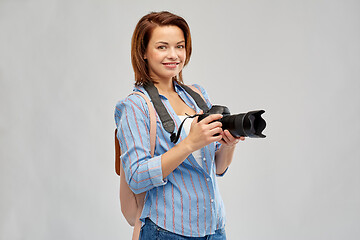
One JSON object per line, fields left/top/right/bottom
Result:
{"left": 115, "top": 11, "right": 244, "bottom": 240}
{"left": 144, "top": 26, "right": 186, "bottom": 84}
{"left": 131, "top": 11, "right": 192, "bottom": 86}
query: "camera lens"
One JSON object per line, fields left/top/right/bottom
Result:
{"left": 221, "top": 110, "right": 266, "bottom": 138}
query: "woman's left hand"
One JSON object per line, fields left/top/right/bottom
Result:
{"left": 219, "top": 130, "right": 245, "bottom": 148}
{"left": 215, "top": 130, "right": 245, "bottom": 175}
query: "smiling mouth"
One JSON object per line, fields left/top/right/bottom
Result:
{"left": 162, "top": 62, "right": 180, "bottom": 66}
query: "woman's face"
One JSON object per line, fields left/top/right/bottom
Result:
{"left": 144, "top": 25, "right": 186, "bottom": 82}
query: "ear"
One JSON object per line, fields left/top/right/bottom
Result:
{"left": 143, "top": 54, "right": 147, "bottom": 59}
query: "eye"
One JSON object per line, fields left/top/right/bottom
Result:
{"left": 157, "top": 45, "right": 166, "bottom": 50}
{"left": 177, "top": 45, "right": 185, "bottom": 49}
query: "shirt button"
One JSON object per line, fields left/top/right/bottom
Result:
{"left": 210, "top": 199, "right": 214, "bottom": 203}
{"left": 206, "top": 178, "right": 210, "bottom": 182}
{"left": 203, "top": 157, "right": 206, "bottom": 161}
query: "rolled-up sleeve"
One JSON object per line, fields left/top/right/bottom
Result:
{"left": 114, "top": 95, "right": 167, "bottom": 194}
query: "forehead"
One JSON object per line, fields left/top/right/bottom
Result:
{"left": 149, "top": 25, "right": 185, "bottom": 43}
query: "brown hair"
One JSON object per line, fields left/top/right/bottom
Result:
{"left": 131, "top": 11, "right": 192, "bottom": 86}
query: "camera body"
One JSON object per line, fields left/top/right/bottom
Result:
{"left": 198, "top": 105, "right": 266, "bottom": 138}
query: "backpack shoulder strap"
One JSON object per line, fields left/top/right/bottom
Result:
{"left": 132, "top": 91, "right": 157, "bottom": 157}
{"left": 185, "top": 85, "right": 208, "bottom": 107}
{"left": 115, "top": 91, "right": 157, "bottom": 176}
{"left": 182, "top": 84, "right": 209, "bottom": 112}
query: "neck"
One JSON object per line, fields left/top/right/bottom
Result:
{"left": 154, "top": 79, "right": 175, "bottom": 95}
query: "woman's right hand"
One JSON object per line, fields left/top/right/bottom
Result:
{"left": 184, "top": 113, "right": 223, "bottom": 152}
{"left": 161, "top": 113, "right": 223, "bottom": 178}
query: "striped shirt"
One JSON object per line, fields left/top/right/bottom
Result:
{"left": 114, "top": 82, "right": 226, "bottom": 237}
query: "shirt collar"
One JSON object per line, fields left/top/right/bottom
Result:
{"left": 173, "top": 80, "right": 185, "bottom": 94}
{"left": 134, "top": 81, "right": 186, "bottom": 99}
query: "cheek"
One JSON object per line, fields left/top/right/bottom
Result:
{"left": 149, "top": 53, "right": 161, "bottom": 62}
{"left": 180, "top": 51, "right": 186, "bottom": 63}
{"left": 147, "top": 49, "right": 163, "bottom": 62}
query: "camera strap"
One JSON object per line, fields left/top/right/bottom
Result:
{"left": 143, "top": 81, "right": 209, "bottom": 143}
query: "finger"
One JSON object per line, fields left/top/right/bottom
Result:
{"left": 240, "top": 136, "right": 245, "bottom": 141}
{"left": 221, "top": 131, "right": 231, "bottom": 143}
{"left": 209, "top": 127, "right": 223, "bottom": 136}
{"left": 207, "top": 121, "right": 222, "bottom": 129}
{"left": 224, "top": 130, "right": 235, "bottom": 142}
{"left": 192, "top": 116, "right": 199, "bottom": 124}
{"left": 200, "top": 114, "right": 223, "bottom": 124}
{"left": 212, "top": 134, "right": 223, "bottom": 142}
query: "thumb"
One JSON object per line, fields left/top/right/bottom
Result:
{"left": 192, "top": 115, "right": 199, "bottom": 124}
{"left": 193, "top": 110, "right": 203, "bottom": 123}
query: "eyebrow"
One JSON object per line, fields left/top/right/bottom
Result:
{"left": 155, "top": 40, "right": 185, "bottom": 45}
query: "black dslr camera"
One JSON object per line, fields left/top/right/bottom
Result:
{"left": 197, "top": 105, "right": 266, "bottom": 138}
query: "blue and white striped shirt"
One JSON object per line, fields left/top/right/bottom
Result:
{"left": 114, "top": 82, "right": 226, "bottom": 237}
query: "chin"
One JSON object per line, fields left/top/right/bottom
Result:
{"left": 162, "top": 73, "right": 180, "bottom": 80}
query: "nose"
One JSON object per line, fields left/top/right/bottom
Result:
{"left": 167, "top": 47, "right": 178, "bottom": 60}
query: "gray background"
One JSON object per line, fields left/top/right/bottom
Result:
{"left": 1, "top": 0, "right": 359, "bottom": 239}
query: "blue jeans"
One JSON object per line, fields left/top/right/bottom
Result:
{"left": 139, "top": 218, "right": 226, "bottom": 240}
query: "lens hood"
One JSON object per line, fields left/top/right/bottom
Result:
{"left": 242, "top": 110, "right": 266, "bottom": 138}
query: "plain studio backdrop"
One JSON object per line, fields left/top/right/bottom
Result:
{"left": 0, "top": 0, "right": 359, "bottom": 239}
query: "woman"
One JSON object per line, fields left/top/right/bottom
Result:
{"left": 115, "top": 11, "right": 244, "bottom": 239}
